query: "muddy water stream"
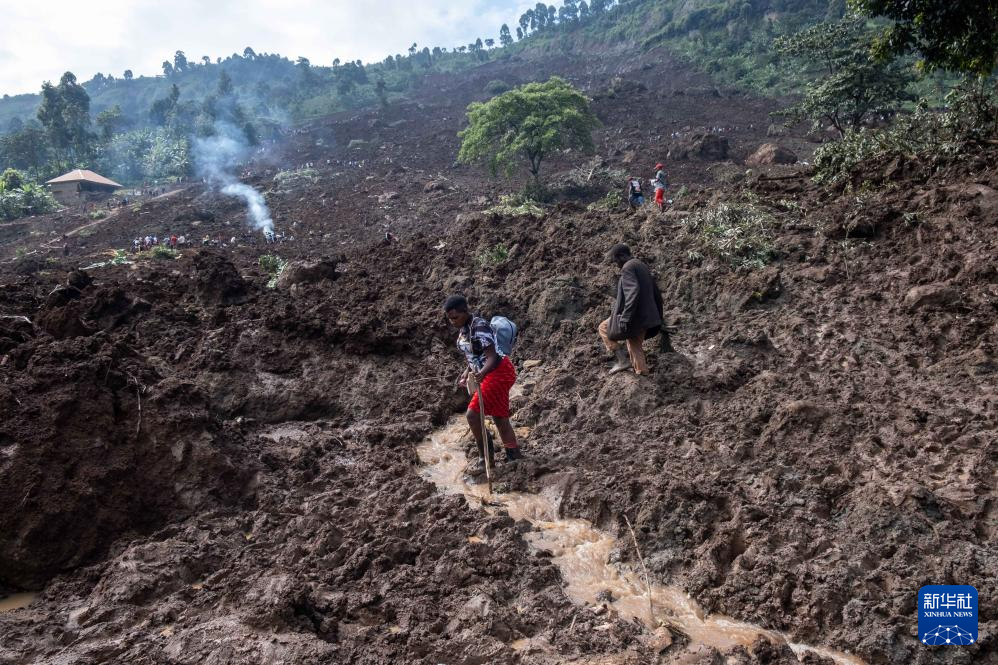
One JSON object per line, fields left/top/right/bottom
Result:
{"left": 0, "top": 593, "right": 36, "bottom": 612}
{"left": 417, "top": 420, "right": 865, "bottom": 665}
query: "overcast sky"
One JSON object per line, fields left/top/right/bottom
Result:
{"left": 0, "top": 0, "right": 537, "bottom": 96}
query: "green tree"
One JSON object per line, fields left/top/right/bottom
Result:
{"left": 579, "top": 1, "right": 590, "bottom": 20}
{"left": 533, "top": 3, "right": 547, "bottom": 29}
{"left": 174, "top": 50, "right": 188, "bottom": 72}
{"left": 0, "top": 170, "right": 58, "bottom": 221}
{"left": 217, "top": 69, "right": 234, "bottom": 96}
{"left": 162, "top": 61, "right": 174, "bottom": 76}
{"left": 850, "top": 0, "right": 998, "bottom": 75}
{"left": 0, "top": 127, "right": 49, "bottom": 173}
{"left": 95, "top": 105, "right": 124, "bottom": 141}
{"left": 37, "top": 72, "right": 93, "bottom": 164}
{"left": 123, "top": 69, "right": 133, "bottom": 81}
{"left": 500, "top": 24, "right": 514, "bottom": 47}
{"left": 243, "top": 47, "right": 256, "bottom": 59}
{"left": 0, "top": 168, "right": 25, "bottom": 190}
{"left": 150, "top": 84, "right": 181, "bottom": 126}
{"left": 458, "top": 77, "right": 600, "bottom": 183}
{"left": 775, "top": 17, "right": 915, "bottom": 137}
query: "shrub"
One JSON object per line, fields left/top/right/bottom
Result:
{"left": 484, "top": 79, "right": 511, "bottom": 95}
{"left": 88, "top": 210, "right": 107, "bottom": 220}
{"left": 587, "top": 190, "right": 624, "bottom": 211}
{"left": 0, "top": 180, "right": 59, "bottom": 221}
{"left": 683, "top": 203, "right": 776, "bottom": 269}
{"left": 476, "top": 243, "right": 510, "bottom": 266}
{"left": 150, "top": 245, "right": 178, "bottom": 260}
{"left": 814, "top": 78, "right": 998, "bottom": 184}
{"left": 486, "top": 194, "right": 544, "bottom": 218}
{"left": 259, "top": 254, "right": 287, "bottom": 287}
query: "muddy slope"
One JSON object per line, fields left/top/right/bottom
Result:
{"left": 1, "top": 47, "right": 994, "bottom": 665}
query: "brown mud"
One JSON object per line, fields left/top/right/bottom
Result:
{"left": 0, "top": 46, "right": 995, "bottom": 665}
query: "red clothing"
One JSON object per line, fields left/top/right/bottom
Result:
{"left": 655, "top": 188, "right": 665, "bottom": 205}
{"left": 468, "top": 356, "right": 516, "bottom": 418}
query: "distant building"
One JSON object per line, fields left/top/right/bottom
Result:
{"left": 46, "top": 170, "right": 122, "bottom": 205}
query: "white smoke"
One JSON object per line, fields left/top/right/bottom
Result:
{"left": 221, "top": 182, "right": 273, "bottom": 234}
{"left": 193, "top": 122, "right": 274, "bottom": 235}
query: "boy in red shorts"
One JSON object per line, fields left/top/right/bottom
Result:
{"left": 443, "top": 294, "right": 523, "bottom": 471}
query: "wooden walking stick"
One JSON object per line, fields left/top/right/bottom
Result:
{"left": 476, "top": 385, "right": 494, "bottom": 495}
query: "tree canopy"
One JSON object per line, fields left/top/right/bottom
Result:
{"left": 457, "top": 77, "right": 599, "bottom": 182}
{"left": 850, "top": 0, "right": 998, "bottom": 75}
{"left": 775, "top": 17, "right": 914, "bottom": 137}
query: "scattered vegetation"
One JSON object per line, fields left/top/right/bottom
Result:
{"left": 273, "top": 168, "right": 319, "bottom": 191}
{"left": 562, "top": 156, "right": 625, "bottom": 199}
{"left": 259, "top": 254, "right": 287, "bottom": 287}
{"left": 88, "top": 210, "right": 107, "bottom": 220}
{"left": 813, "top": 77, "right": 998, "bottom": 184}
{"left": 683, "top": 203, "right": 776, "bottom": 269}
{"left": 486, "top": 194, "right": 545, "bottom": 218}
{"left": 476, "top": 242, "right": 510, "bottom": 266}
{"left": 82, "top": 249, "right": 133, "bottom": 270}
{"left": 587, "top": 190, "right": 623, "bottom": 212}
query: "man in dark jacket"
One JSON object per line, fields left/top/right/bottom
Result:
{"left": 598, "top": 244, "right": 663, "bottom": 375}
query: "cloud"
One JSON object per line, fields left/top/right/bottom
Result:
{"left": 0, "top": 1, "right": 538, "bottom": 95}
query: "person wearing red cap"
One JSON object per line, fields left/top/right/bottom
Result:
{"left": 653, "top": 163, "right": 668, "bottom": 211}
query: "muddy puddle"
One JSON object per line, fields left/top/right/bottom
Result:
{"left": 417, "top": 420, "right": 865, "bottom": 665}
{"left": 0, "top": 593, "right": 37, "bottom": 612}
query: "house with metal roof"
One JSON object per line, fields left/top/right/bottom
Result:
{"left": 45, "top": 170, "right": 123, "bottom": 205}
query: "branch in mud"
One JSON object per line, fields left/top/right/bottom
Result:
{"left": 126, "top": 373, "right": 144, "bottom": 436}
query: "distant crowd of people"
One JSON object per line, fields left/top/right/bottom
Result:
{"left": 130, "top": 229, "right": 295, "bottom": 252}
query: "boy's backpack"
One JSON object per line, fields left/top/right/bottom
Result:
{"left": 490, "top": 316, "right": 518, "bottom": 357}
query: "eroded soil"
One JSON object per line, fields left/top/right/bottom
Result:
{"left": 1, "top": 46, "right": 995, "bottom": 665}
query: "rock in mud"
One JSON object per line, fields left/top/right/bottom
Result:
{"left": 276, "top": 257, "right": 339, "bottom": 288}
{"left": 745, "top": 143, "right": 798, "bottom": 166}
{"left": 527, "top": 276, "right": 587, "bottom": 332}
{"left": 668, "top": 133, "right": 729, "bottom": 161}
{"left": 903, "top": 282, "right": 958, "bottom": 311}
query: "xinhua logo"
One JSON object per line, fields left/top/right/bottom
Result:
{"left": 918, "top": 585, "right": 978, "bottom": 646}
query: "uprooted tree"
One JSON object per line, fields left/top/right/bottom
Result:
{"left": 457, "top": 76, "right": 600, "bottom": 186}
